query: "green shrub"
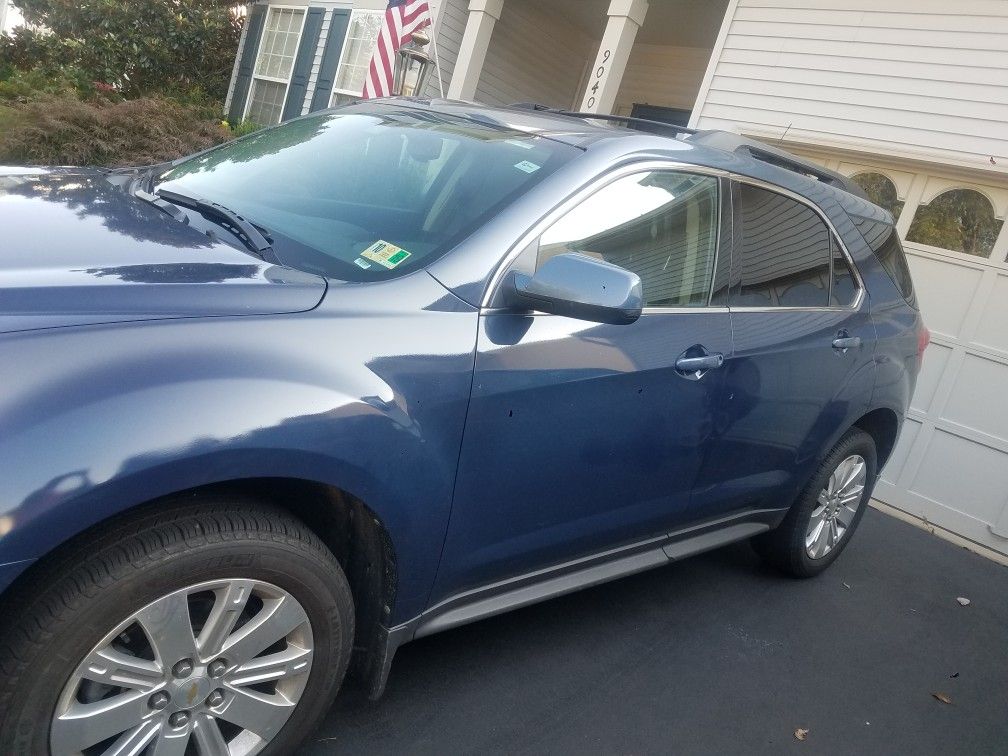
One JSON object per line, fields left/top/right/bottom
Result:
{"left": 224, "top": 119, "right": 262, "bottom": 139}
{"left": 0, "top": 65, "right": 98, "bottom": 102}
{"left": 0, "top": 94, "right": 231, "bottom": 167}
{"left": 3, "top": 1, "right": 242, "bottom": 101}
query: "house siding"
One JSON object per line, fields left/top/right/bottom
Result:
{"left": 472, "top": 1, "right": 594, "bottom": 108}
{"left": 421, "top": 0, "right": 469, "bottom": 99}
{"left": 615, "top": 44, "right": 711, "bottom": 114}
{"left": 301, "top": 7, "right": 333, "bottom": 114}
{"left": 690, "top": 0, "right": 1008, "bottom": 175}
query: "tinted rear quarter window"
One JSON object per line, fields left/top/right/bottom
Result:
{"left": 830, "top": 240, "right": 858, "bottom": 307}
{"left": 874, "top": 229, "right": 917, "bottom": 308}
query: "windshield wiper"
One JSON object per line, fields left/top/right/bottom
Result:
{"left": 154, "top": 188, "right": 275, "bottom": 261}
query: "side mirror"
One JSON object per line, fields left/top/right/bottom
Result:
{"left": 502, "top": 252, "right": 643, "bottom": 325}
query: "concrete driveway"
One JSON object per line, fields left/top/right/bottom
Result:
{"left": 302, "top": 508, "right": 1008, "bottom": 755}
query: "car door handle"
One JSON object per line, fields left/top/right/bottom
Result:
{"left": 675, "top": 353, "right": 724, "bottom": 372}
{"left": 832, "top": 337, "right": 861, "bottom": 350}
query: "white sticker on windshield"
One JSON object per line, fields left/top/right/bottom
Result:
{"left": 354, "top": 257, "right": 372, "bottom": 269}
{"left": 506, "top": 139, "right": 536, "bottom": 150}
{"left": 514, "top": 160, "right": 541, "bottom": 174}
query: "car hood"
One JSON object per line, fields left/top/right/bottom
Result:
{"left": 0, "top": 167, "right": 326, "bottom": 334}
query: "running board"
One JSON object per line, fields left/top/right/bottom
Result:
{"left": 415, "top": 507, "right": 783, "bottom": 639}
{"left": 415, "top": 540, "right": 669, "bottom": 639}
{"left": 365, "top": 507, "right": 784, "bottom": 699}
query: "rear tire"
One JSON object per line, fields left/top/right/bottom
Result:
{"left": 753, "top": 428, "right": 877, "bottom": 577}
{"left": 0, "top": 498, "right": 354, "bottom": 755}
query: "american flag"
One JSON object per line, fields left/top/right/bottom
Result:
{"left": 362, "top": 0, "right": 432, "bottom": 99}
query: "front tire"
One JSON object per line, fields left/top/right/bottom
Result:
{"left": 753, "top": 428, "right": 877, "bottom": 577}
{"left": 0, "top": 499, "right": 354, "bottom": 755}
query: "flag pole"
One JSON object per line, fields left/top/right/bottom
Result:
{"left": 428, "top": 1, "right": 446, "bottom": 98}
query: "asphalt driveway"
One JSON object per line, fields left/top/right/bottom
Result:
{"left": 302, "top": 508, "right": 1008, "bottom": 755}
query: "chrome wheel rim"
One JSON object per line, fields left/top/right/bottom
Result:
{"left": 51, "top": 578, "right": 313, "bottom": 756}
{"left": 806, "top": 454, "right": 866, "bottom": 560}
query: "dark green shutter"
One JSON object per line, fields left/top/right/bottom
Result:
{"left": 281, "top": 7, "right": 325, "bottom": 121}
{"left": 228, "top": 3, "right": 267, "bottom": 124}
{"left": 309, "top": 8, "right": 352, "bottom": 112}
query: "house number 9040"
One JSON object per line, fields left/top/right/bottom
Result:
{"left": 586, "top": 49, "right": 611, "bottom": 109}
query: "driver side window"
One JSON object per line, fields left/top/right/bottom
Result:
{"left": 537, "top": 170, "right": 721, "bottom": 308}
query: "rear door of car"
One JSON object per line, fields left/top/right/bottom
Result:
{"left": 691, "top": 180, "right": 876, "bottom": 521}
{"left": 429, "top": 166, "right": 735, "bottom": 602}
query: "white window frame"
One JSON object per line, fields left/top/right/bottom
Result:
{"left": 329, "top": 8, "right": 384, "bottom": 106}
{"left": 243, "top": 4, "right": 309, "bottom": 124}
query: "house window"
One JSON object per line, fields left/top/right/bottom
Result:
{"left": 851, "top": 172, "right": 904, "bottom": 221}
{"left": 906, "top": 188, "right": 1004, "bottom": 258}
{"left": 329, "top": 9, "right": 384, "bottom": 107}
{"left": 245, "top": 6, "right": 307, "bottom": 125}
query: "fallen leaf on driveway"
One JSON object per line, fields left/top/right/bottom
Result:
{"left": 950, "top": 672, "right": 960, "bottom": 678}
{"left": 932, "top": 692, "right": 952, "bottom": 705}
{"left": 794, "top": 728, "right": 809, "bottom": 741}
{"left": 842, "top": 582, "right": 851, "bottom": 590}
{"left": 956, "top": 597, "right": 970, "bottom": 606}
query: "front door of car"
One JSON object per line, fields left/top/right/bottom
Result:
{"left": 430, "top": 168, "right": 734, "bottom": 603}
{"left": 690, "top": 180, "right": 876, "bottom": 521}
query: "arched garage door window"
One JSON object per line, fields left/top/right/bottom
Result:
{"left": 851, "top": 172, "right": 904, "bottom": 221}
{"left": 906, "top": 188, "right": 1004, "bottom": 259}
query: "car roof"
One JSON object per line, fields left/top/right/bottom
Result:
{"left": 372, "top": 97, "right": 884, "bottom": 223}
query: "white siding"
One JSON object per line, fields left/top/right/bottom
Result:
{"left": 301, "top": 8, "right": 332, "bottom": 114}
{"left": 473, "top": 0, "right": 594, "bottom": 108}
{"left": 615, "top": 44, "right": 711, "bottom": 113}
{"left": 305, "top": 2, "right": 371, "bottom": 114}
{"left": 691, "top": 0, "right": 1008, "bottom": 176}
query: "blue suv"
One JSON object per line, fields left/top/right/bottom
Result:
{"left": 0, "top": 100, "right": 926, "bottom": 755}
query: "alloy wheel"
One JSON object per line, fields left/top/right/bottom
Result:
{"left": 805, "top": 454, "right": 866, "bottom": 559}
{"left": 50, "top": 578, "right": 313, "bottom": 756}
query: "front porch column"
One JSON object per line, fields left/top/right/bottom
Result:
{"left": 447, "top": 0, "right": 505, "bottom": 101}
{"left": 579, "top": 0, "right": 648, "bottom": 114}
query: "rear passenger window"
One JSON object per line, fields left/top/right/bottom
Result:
{"left": 734, "top": 184, "right": 831, "bottom": 307}
{"left": 537, "top": 171, "right": 720, "bottom": 308}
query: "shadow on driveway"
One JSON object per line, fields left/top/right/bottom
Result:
{"left": 302, "top": 509, "right": 1008, "bottom": 755}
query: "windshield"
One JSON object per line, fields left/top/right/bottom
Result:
{"left": 155, "top": 105, "right": 579, "bottom": 280}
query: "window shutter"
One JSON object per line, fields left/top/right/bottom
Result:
{"left": 228, "top": 3, "right": 267, "bottom": 124}
{"left": 281, "top": 7, "right": 325, "bottom": 121}
{"left": 308, "top": 8, "right": 352, "bottom": 112}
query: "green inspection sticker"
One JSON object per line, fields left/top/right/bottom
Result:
{"left": 360, "top": 240, "right": 412, "bottom": 269}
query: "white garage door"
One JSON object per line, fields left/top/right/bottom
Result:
{"left": 876, "top": 245, "right": 1008, "bottom": 555}
{"left": 811, "top": 159, "right": 1008, "bottom": 557}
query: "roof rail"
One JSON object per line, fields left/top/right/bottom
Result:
{"left": 507, "top": 102, "right": 866, "bottom": 199}
{"left": 509, "top": 102, "right": 696, "bottom": 138}
{"left": 688, "top": 130, "right": 867, "bottom": 199}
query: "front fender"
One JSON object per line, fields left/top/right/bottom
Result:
{"left": 0, "top": 274, "right": 479, "bottom": 621}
